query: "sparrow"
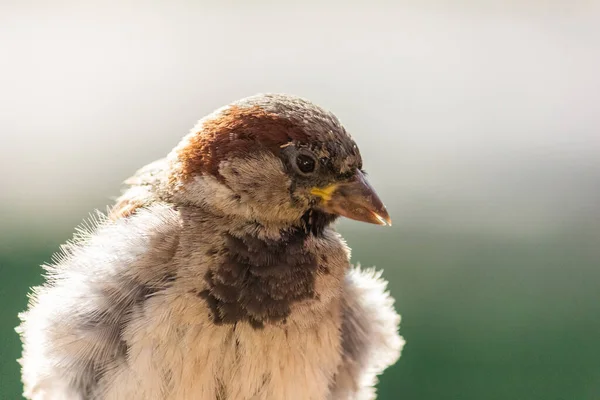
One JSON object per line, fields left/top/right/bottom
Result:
{"left": 17, "top": 93, "right": 404, "bottom": 400}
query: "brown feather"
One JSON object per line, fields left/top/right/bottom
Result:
{"left": 175, "top": 105, "right": 311, "bottom": 182}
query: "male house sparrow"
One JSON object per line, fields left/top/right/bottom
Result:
{"left": 17, "top": 94, "right": 404, "bottom": 400}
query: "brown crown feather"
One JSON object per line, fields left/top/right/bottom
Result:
{"left": 175, "top": 105, "right": 312, "bottom": 182}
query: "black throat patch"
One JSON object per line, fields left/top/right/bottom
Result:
{"left": 199, "top": 229, "right": 319, "bottom": 329}
{"left": 301, "top": 209, "right": 338, "bottom": 236}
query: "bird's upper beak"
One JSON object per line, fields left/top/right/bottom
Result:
{"left": 311, "top": 170, "right": 392, "bottom": 226}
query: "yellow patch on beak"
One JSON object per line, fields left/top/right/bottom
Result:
{"left": 310, "top": 184, "right": 338, "bottom": 202}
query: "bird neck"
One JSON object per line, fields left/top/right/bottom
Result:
{"left": 231, "top": 208, "right": 338, "bottom": 240}
{"left": 299, "top": 209, "right": 339, "bottom": 236}
{"left": 202, "top": 217, "right": 322, "bottom": 329}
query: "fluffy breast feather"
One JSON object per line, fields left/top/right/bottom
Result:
{"left": 18, "top": 203, "right": 402, "bottom": 400}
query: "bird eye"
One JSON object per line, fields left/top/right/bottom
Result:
{"left": 296, "top": 154, "right": 316, "bottom": 174}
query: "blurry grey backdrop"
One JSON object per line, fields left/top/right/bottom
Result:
{"left": 1, "top": 1, "right": 600, "bottom": 399}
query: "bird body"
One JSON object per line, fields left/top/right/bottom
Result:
{"left": 18, "top": 94, "right": 404, "bottom": 400}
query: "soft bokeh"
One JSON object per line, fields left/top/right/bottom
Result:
{"left": 1, "top": 1, "right": 599, "bottom": 399}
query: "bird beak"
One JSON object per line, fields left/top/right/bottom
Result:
{"left": 311, "top": 170, "right": 392, "bottom": 226}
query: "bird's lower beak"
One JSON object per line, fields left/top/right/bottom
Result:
{"left": 311, "top": 170, "right": 392, "bottom": 226}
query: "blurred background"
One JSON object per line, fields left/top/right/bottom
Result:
{"left": 1, "top": 1, "right": 599, "bottom": 399}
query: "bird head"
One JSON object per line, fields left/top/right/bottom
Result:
{"left": 166, "top": 93, "right": 391, "bottom": 233}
